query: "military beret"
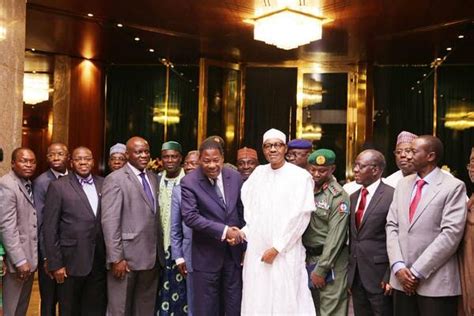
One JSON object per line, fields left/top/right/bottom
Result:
{"left": 308, "top": 149, "right": 336, "bottom": 166}
{"left": 162, "top": 141, "right": 182, "bottom": 153}
{"left": 287, "top": 139, "right": 312, "bottom": 150}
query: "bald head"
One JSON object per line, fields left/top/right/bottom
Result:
{"left": 126, "top": 136, "right": 151, "bottom": 171}
{"left": 353, "top": 149, "right": 386, "bottom": 187}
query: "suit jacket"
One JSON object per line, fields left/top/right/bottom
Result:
{"left": 170, "top": 184, "right": 193, "bottom": 272}
{"left": 43, "top": 173, "right": 105, "bottom": 277}
{"left": 386, "top": 168, "right": 467, "bottom": 296}
{"left": 101, "top": 164, "right": 165, "bottom": 270}
{"left": 181, "top": 166, "right": 245, "bottom": 273}
{"left": 348, "top": 181, "right": 394, "bottom": 294}
{"left": 33, "top": 169, "right": 58, "bottom": 256}
{"left": 0, "top": 171, "right": 38, "bottom": 272}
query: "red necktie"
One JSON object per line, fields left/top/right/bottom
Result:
{"left": 355, "top": 188, "right": 369, "bottom": 229}
{"left": 409, "top": 179, "right": 426, "bottom": 222}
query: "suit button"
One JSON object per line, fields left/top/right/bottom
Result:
{"left": 33, "top": 225, "right": 37, "bottom": 228}
{"left": 33, "top": 212, "right": 36, "bottom": 216}
{"left": 353, "top": 255, "right": 357, "bottom": 258}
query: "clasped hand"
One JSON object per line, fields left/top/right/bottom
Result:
{"left": 395, "top": 267, "right": 419, "bottom": 295}
{"left": 226, "top": 226, "right": 245, "bottom": 246}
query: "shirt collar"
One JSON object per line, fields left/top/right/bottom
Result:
{"left": 50, "top": 168, "right": 68, "bottom": 179}
{"left": 208, "top": 172, "right": 223, "bottom": 185}
{"left": 75, "top": 173, "right": 93, "bottom": 185}
{"left": 127, "top": 162, "right": 145, "bottom": 176}
{"left": 415, "top": 167, "right": 439, "bottom": 185}
{"left": 363, "top": 178, "right": 381, "bottom": 196}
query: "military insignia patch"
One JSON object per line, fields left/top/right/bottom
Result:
{"left": 338, "top": 202, "right": 349, "bottom": 214}
{"left": 316, "top": 155, "right": 326, "bottom": 165}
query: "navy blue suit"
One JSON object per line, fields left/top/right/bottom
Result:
{"left": 181, "top": 166, "right": 244, "bottom": 316}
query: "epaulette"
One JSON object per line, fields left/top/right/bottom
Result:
{"left": 327, "top": 181, "right": 343, "bottom": 196}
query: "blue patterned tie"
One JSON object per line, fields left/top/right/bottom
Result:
{"left": 211, "top": 179, "right": 226, "bottom": 206}
{"left": 139, "top": 172, "right": 155, "bottom": 209}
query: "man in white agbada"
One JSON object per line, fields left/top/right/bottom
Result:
{"left": 240, "top": 128, "right": 316, "bottom": 315}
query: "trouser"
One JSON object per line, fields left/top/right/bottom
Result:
{"left": 309, "top": 247, "right": 349, "bottom": 316}
{"left": 393, "top": 290, "right": 458, "bottom": 316}
{"left": 192, "top": 249, "right": 242, "bottom": 316}
{"left": 58, "top": 264, "right": 107, "bottom": 316}
{"left": 352, "top": 270, "right": 392, "bottom": 316}
{"left": 3, "top": 271, "right": 34, "bottom": 316}
{"left": 106, "top": 266, "right": 159, "bottom": 316}
{"left": 38, "top": 254, "right": 58, "bottom": 316}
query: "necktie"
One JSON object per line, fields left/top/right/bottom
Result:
{"left": 355, "top": 188, "right": 369, "bottom": 229}
{"left": 139, "top": 172, "right": 155, "bottom": 208}
{"left": 25, "top": 182, "right": 33, "bottom": 200}
{"left": 211, "top": 179, "right": 226, "bottom": 206}
{"left": 79, "top": 177, "right": 93, "bottom": 185}
{"left": 409, "top": 179, "right": 426, "bottom": 222}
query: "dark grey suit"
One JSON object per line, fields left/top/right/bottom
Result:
{"left": 348, "top": 181, "right": 394, "bottom": 316}
{"left": 101, "top": 164, "right": 165, "bottom": 315}
{"left": 43, "top": 173, "right": 107, "bottom": 316}
{"left": 0, "top": 171, "right": 38, "bottom": 316}
{"left": 33, "top": 169, "right": 60, "bottom": 316}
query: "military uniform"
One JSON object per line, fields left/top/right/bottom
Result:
{"left": 303, "top": 149, "right": 350, "bottom": 316}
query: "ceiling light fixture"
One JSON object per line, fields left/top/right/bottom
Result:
{"left": 446, "top": 47, "right": 452, "bottom": 51}
{"left": 149, "top": 48, "right": 155, "bottom": 52}
{"left": 134, "top": 37, "right": 140, "bottom": 41}
{"left": 458, "top": 34, "right": 464, "bottom": 39}
{"left": 87, "top": 13, "right": 94, "bottom": 17}
{"left": 250, "top": 0, "right": 330, "bottom": 50}
{"left": 117, "top": 23, "right": 123, "bottom": 28}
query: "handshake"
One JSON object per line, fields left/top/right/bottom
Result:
{"left": 225, "top": 226, "right": 246, "bottom": 246}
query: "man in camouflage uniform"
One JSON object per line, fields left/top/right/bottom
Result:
{"left": 303, "top": 149, "right": 350, "bottom": 316}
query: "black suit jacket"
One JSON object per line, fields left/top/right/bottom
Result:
{"left": 33, "top": 169, "right": 59, "bottom": 257}
{"left": 348, "top": 181, "right": 394, "bottom": 294}
{"left": 43, "top": 173, "right": 105, "bottom": 277}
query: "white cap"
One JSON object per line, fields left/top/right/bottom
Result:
{"left": 263, "top": 128, "right": 286, "bottom": 144}
{"left": 109, "top": 143, "right": 126, "bottom": 156}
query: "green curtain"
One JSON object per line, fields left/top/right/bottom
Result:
{"left": 374, "top": 65, "right": 473, "bottom": 191}
{"left": 244, "top": 67, "right": 297, "bottom": 162}
{"left": 373, "top": 66, "right": 433, "bottom": 175}
{"left": 437, "top": 66, "right": 474, "bottom": 192}
{"left": 105, "top": 65, "right": 198, "bottom": 168}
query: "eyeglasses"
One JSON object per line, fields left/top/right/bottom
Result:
{"left": 353, "top": 163, "right": 377, "bottom": 170}
{"left": 263, "top": 142, "right": 285, "bottom": 150}
{"left": 109, "top": 156, "right": 126, "bottom": 162}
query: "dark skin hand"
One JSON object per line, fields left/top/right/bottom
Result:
{"left": 311, "top": 273, "right": 326, "bottom": 289}
{"left": 395, "top": 268, "right": 419, "bottom": 295}
{"left": 43, "top": 259, "right": 54, "bottom": 279}
{"left": 112, "top": 259, "right": 130, "bottom": 279}
{"left": 261, "top": 247, "right": 278, "bottom": 264}
{"left": 53, "top": 267, "right": 68, "bottom": 283}
{"left": 226, "top": 226, "right": 243, "bottom": 245}
{"left": 381, "top": 281, "right": 393, "bottom": 296}
{"left": 177, "top": 262, "right": 188, "bottom": 277}
{"left": 16, "top": 262, "right": 32, "bottom": 281}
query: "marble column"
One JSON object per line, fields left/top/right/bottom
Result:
{"left": 52, "top": 55, "right": 71, "bottom": 144}
{"left": 0, "top": 0, "right": 26, "bottom": 175}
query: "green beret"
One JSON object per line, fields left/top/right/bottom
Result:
{"left": 162, "top": 141, "right": 182, "bottom": 153}
{"left": 308, "top": 149, "right": 336, "bottom": 166}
